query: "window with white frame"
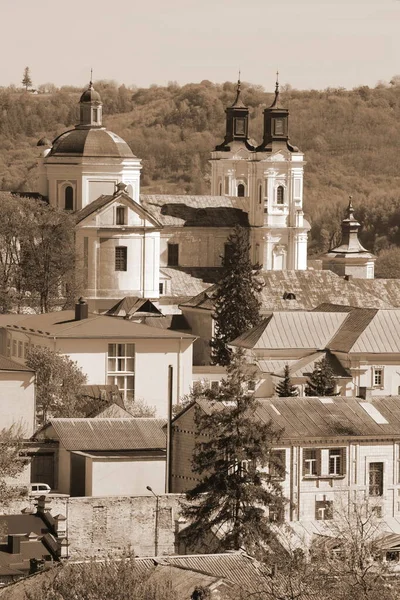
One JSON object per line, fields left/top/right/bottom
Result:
{"left": 369, "top": 462, "right": 384, "bottom": 496}
{"left": 373, "top": 367, "right": 383, "bottom": 387}
{"left": 107, "top": 343, "right": 135, "bottom": 401}
{"left": 329, "top": 448, "right": 345, "bottom": 476}
{"left": 276, "top": 185, "right": 284, "bottom": 204}
{"left": 303, "top": 449, "right": 319, "bottom": 476}
{"left": 316, "top": 499, "right": 333, "bottom": 520}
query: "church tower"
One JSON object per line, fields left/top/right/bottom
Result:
{"left": 322, "top": 199, "right": 375, "bottom": 279}
{"left": 38, "top": 81, "right": 142, "bottom": 211}
{"left": 211, "top": 76, "right": 309, "bottom": 270}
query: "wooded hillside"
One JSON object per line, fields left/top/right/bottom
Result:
{"left": 1, "top": 79, "right": 400, "bottom": 265}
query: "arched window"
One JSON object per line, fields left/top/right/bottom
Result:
{"left": 237, "top": 184, "right": 245, "bottom": 197}
{"left": 65, "top": 186, "right": 74, "bottom": 211}
{"left": 258, "top": 185, "right": 262, "bottom": 204}
{"left": 277, "top": 186, "right": 284, "bottom": 204}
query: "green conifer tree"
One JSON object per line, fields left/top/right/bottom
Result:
{"left": 275, "top": 364, "right": 298, "bottom": 397}
{"left": 305, "top": 357, "right": 335, "bottom": 397}
{"left": 180, "top": 350, "right": 285, "bottom": 557}
{"left": 211, "top": 226, "right": 261, "bottom": 366}
{"left": 22, "top": 67, "right": 32, "bottom": 91}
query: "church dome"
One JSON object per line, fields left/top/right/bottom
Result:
{"left": 80, "top": 82, "right": 101, "bottom": 103}
{"left": 49, "top": 128, "right": 136, "bottom": 158}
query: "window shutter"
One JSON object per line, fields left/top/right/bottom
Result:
{"left": 316, "top": 449, "right": 322, "bottom": 476}
{"left": 340, "top": 448, "right": 347, "bottom": 475}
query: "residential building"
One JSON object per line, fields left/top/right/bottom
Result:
{"left": 171, "top": 395, "right": 400, "bottom": 524}
{"left": 0, "top": 300, "right": 194, "bottom": 417}
{"left": 34, "top": 418, "right": 166, "bottom": 496}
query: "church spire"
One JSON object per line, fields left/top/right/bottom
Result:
{"left": 215, "top": 74, "right": 254, "bottom": 151}
{"left": 257, "top": 74, "right": 291, "bottom": 152}
{"left": 77, "top": 79, "right": 103, "bottom": 129}
{"left": 337, "top": 196, "right": 367, "bottom": 253}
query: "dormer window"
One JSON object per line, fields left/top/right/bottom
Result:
{"left": 65, "top": 186, "right": 74, "bottom": 211}
{"left": 277, "top": 186, "right": 284, "bottom": 204}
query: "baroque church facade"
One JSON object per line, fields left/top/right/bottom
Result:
{"left": 36, "top": 79, "right": 310, "bottom": 309}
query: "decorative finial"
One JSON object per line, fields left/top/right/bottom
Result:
{"left": 90, "top": 68, "right": 93, "bottom": 87}
{"left": 347, "top": 195, "right": 355, "bottom": 218}
{"left": 275, "top": 70, "right": 280, "bottom": 93}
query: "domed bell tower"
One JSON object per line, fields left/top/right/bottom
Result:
{"left": 78, "top": 80, "right": 103, "bottom": 129}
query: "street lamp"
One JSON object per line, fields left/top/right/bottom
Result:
{"left": 146, "top": 486, "right": 159, "bottom": 556}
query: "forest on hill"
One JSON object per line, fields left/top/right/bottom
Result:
{"left": 1, "top": 78, "right": 400, "bottom": 273}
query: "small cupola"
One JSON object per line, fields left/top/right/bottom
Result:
{"left": 215, "top": 76, "right": 254, "bottom": 151}
{"left": 257, "top": 74, "right": 291, "bottom": 151}
{"left": 77, "top": 80, "right": 103, "bottom": 129}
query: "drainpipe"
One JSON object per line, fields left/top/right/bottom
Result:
{"left": 165, "top": 365, "right": 173, "bottom": 493}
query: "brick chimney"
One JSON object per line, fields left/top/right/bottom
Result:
{"left": 75, "top": 297, "right": 88, "bottom": 321}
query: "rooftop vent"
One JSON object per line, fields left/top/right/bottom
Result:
{"left": 283, "top": 291, "right": 296, "bottom": 300}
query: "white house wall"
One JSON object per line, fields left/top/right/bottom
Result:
{"left": 90, "top": 457, "right": 166, "bottom": 496}
{"left": 0, "top": 371, "right": 35, "bottom": 437}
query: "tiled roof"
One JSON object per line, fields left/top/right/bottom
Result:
{"left": 1, "top": 311, "right": 194, "bottom": 341}
{"left": 191, "top": 396, "right": 400, "bottom": 441}
{"left": 180, "top": 270, "right": 392, "bottom": 312}
{"left": 231, "top": 312, "right": 348, "bottom": 350}
{"left": 141, "top": 195, "right": 248, "bottom": 227}
{"left": 160, "top": 268, "right": 210, "bottom": 297}
{"left": 351, "top": 278, "right": 400, "bottom": 308}
{"left": 0, "top": 355, "right": 34, "bottom": 372}
{"left": 43, "top": 418, "right": 166, "bottom": 451}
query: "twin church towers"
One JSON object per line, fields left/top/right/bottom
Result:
{"left": 36, "top": 77, "right": 309, "bottom": 307}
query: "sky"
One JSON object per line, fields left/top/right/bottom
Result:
{"left": 1, "top": 0, "right": 400, "bottom": 91}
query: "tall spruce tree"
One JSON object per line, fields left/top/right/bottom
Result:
{"left": 22, "top": 67, "right": 32, "bottom": 91}
{"left": 275, "top": 364, "right": 298, "bottom": 397}
{"left": 180, "top": 350, "right": 285, "bottom": 556}
{"left": 305, "top": 357, "right": 335, "bottom": 396}
{"left": 211, "top": 226, "right": 261, "bottom": 366}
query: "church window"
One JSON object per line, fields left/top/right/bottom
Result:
{"left": 274, "top": 118, "right": 284, "bottom": 136}
{"left": 277, "top": 186, "right": 284, "bottom": 204}
{"left": 159, "top": 282, "right": 164, "bottom": 295}
{"left": 237, "top": 184, "right": 245, "bottom": 197}
{"left": 224, "top": 177, "right": 230, "bottom": 195}
{"left": 107, "top": 343, "right": 135, "bottom": 401}
{"left": 167, "top": 243, "right": 179, "bottom": 266}
{"left": 93, "top": 108, "right": 99, "bottom": 123}
{"left": 219, "top": 182, "right": 222, "bottom": 195}
{"left": 115, "top": 247, "right": 127, "bottom": 271}
{"left": 65, "top": 186, "right": 74, "bottom": 211}
{"left": 258, "top": 184, "right": 262, "bottom": 204}
{"left": 234, "top": 118, "right": 245, "bottom": 136}
{"left": 116, "top": 206, "right": 126, "bottom": 225}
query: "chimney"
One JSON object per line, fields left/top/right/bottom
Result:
{"left": 8, "top": 534, "right": 22, "bottom": 554}
{"left": 75, "top": 297, "right": 88, "bottom": 321}
{"left": 358, "top": 386, "right": 373, "bottom": 400}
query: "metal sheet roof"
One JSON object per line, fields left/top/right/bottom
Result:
{"left": 2, "top": 311, "right": 194, "bottom": 340}
{"left": 232, "top": 312, "right": 348, "bottom": 350}
{"left": 351, "top": 310, "right": 400, "bottom": 353}
{"left": 45, "top": 418, "right": 166, "bottom": 451}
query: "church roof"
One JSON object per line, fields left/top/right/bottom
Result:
{"left": 76, "top": 191, "right": 161, "bottom": 227}
{"left": 141, "top": 194, "right": 248, "bottom": 227}
{"left": 49, "top": 128, "right": 135, "bottom": 158}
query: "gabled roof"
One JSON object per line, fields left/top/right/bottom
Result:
{"left": 185, "top": 396, "right": 400, "bottom": 442}
{"left": 76, "top": 191, "right": 161, "bottom": 226}
{"left": 349, "top": 310, "right": 400, "bottom": 353}
{"left": 2, "top": 311, "right": 195, "bottom": 341}
{"left": 324, "top": 307, "right": 378, "bottom": 352}
{"left": 141, "top": 195, "right": 248, "bottom": 227}
{"left": 105, "top": 297, "right": 162, "bottom": 318}
{"left": 38, "top": 418, "right": 166, "bottom": 451}
{"left": 231, "top": 312, "right": 348, "bottom": 350}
